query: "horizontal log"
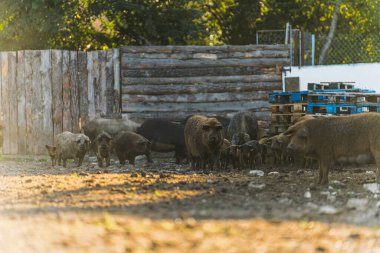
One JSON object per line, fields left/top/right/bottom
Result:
{"left": 122, "top": 74, "right": 281, "bottom": 86}
{"left": 122, "top": 91, "right": 270, "bottom": 103}
{"left": 121, "top": 58, "right": 289, "bottom": 69}
{"left": 122, "top": 50, "right": 289, "bottom": 61}
{"left": 121, "top": 45, "right": 290, "bottom": 54}
{"left": 123, "top": 111, "right": 271, "bottom": 122}
{"left": 122, "top": 82, "right": 282, "bottom": 95}
{"left": 122, "top": 66, "right": 277, "bottom": 78}
{"left": 122, "top": 100, "right": 271, "bottom": 113}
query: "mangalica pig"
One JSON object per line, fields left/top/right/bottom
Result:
{"left": 220, "top": 139, "right": 231, "bottom": 169}
{"left": 239, "top": 140, "right": 262, "bottom": 169}
{"left": 94, "top": 131, "right": 113, "bottom": 168}
{"left": 113, "top": 131, "right": 152, "bottom": 166}
{"left": 269, "top": 134, "right": 293, "bottom": 164}
{"left": 83, "top": 117, "right": 140, "bottom": 152}
{"left": 45, "top": 145, "right": 57, "bottom": 166}
{"left": 231, "top": 132, "right": 250, "bottom": 145}
{"left": 137, "top": 119, "right": 187, "bottom": 164}
{"left": 56, "top": 131, "right": 90, "bottom": 167}
{"left": 227, "top": 111, "right": 258, "bottom": 141}
{"left": 224, "top": 145, "right": 241, "bottom": 170}
{"left": 184, "top": 115, "right": 224, "bottom": 170}
{"left": 285, "top": 113, "right": 380, "bottom": 185}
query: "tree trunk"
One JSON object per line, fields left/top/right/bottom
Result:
{"left": 319, "top": 1, "right": 341, "bottom": 65}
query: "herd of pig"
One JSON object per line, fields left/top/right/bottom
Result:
{"left": 43, "top": 111, "right": 380, "bottom": 186}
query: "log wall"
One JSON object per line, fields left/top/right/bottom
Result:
{"left": 0, "top": 49, "right": 120, "bottom": 155}
{"left": 120, "top": 45, "right": 290, "bottom": 126}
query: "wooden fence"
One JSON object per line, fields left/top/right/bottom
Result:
{"left": 0, "top": 49, "right": 120, "bottom": 155}
{"left": 120, "top": 45, "right": 290, "bottom": 127}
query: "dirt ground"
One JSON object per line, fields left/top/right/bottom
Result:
{"left": 0, "top": 154, "right": 380, "bottom": 253}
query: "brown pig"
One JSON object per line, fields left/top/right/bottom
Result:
{"left": 45, "top": 145, "right": 57, "bottom": 166}
{"left": 184, "top": 115, "right": 224, "bottom": 170}
{"left": 94, "top": 131, "right": 113, "bottom": 167}
{"left": 56, "top": 131, "right": 90, "bottom": 167}
{"left": 285, "top": 113, "right": 380, "bottom": 185}
{"left": 113, "top": 131, "right": 152, "bottom": 166}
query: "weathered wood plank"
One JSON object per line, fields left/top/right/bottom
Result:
{"left": 1, "top": 52, "right": 10, "bottom": 154}
{"left": 113, "top": 48, "right": 121, "bottom": 116}
{"left": 51, "top": 50, "right": 63, "bottom": 143}
{"left": 122, "top": 82, "right": 282, "bottom": 95}
{"left": 123, "top": 111, "right": 271, "bottom": 122}
{"left": 31, "top": 51, "right": 43, "bottom": 154}
{"left": 105, "top": 50, "right": 114, "bottom": 116}
{"left": 40, "top": 50, "right": 53, "bottom": 152}
{"left": 122, "top": 58, "right": 290, "bottom": 69}
{"left": 122, "top": 74, "right": 281, "bottom": 86}
{"left": 87, "top": 51, "right": 97, "bottom": 119}
{"left": 122, "top": 91, "right": 271, "bottom": 104}
{"left": 122, "top": 50, "right": 289, "bottom": 61}
{"left": 98, "top": 50, "right": 107, "bottom": 116}
{"left": 62, "top": 50, "right": 71, "bottom": 132}
{"left": 77, "top": 51, "right": 88, "bottom": 130}
{"left": 122, "top": 66, "right": 277, "bottom": 78}
{"left": 24, "top": 51, "right": 34, "bottom": 154}
{"left": 121, "top": 45, "right": 290, "bottom": 54}
{"left": 17, "top": 51, "right": 27, "bottom": 154}
{"left": 69, "top": 51, "right": 80, "bottom": 133}
{"left": 122, "top": 100, "right": 271, "bottom": 113}
{"left": 8, "top": 52, "right": 18, "bottom": 154}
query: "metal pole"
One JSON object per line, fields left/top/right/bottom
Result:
{"left": 285, "top": 22, "right": 289, "bottom": 44}
{"left": 299, "top": 30, "right": 302, "bottom": 67}
{"left": 311, "top": 34, "right": 315, "bottom": 65}
{"left": 290, "top": 25, "right": 293, "bottom": 66}
{"left": 256, "top": 31, "right": 259, "bottom": 45}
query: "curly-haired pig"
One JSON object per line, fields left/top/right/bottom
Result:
{"left": 56, "top": 131, "right": 90, "bottom": 167}
{"left": 94, "top": 131, "right": 113, "bottom": 167}
{"left": 184, "top": 115, "right": 224, "bottom": 170}
{"left": 113, "top": 131, "right": 152, "bottom": 166}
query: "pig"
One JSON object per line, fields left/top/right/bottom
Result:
{"left": 184, "top": 115, "right": 224, "bottom": 170}
{"left": 285, "top": 113, "right": 380, "bottom": 185}
{"left": 231, "top": 132, "right": 250, "bottom": 145}
{"left": 239, "top": 140, "right": 262, "bottom": 169}
{"left": 137, "top": 119, "right": 187, "bottom": 164}
{"left": 83, "top": 117, "right": 140, "bottom": 153}
{"left": 219, "top": 139, "right": 231, "bottom": 169}
{"left": 183, "top": 115, "right": 230, "bottom": 137}
{"left": 56, "top": 131, "right": 90, "bottom": 167}
{"left": 227, "top": 111, "right": 258, "bottom": 141}
{"left": 223, "top": 145, "right": 241, "bottom": 170}
{"left": 269, "top": 134, "right": 293, "bottom": 164}
{"left": 94, "top": 131, "right": 113, "bottom": 168}
{"left": 113, "top": 131, "right": 152, "bottom": 166}
{"left": 45, "top": 145, "right": 57, "bottom": 166}
{"left": 258, "top": 137, "right": 270, "bottom": 164}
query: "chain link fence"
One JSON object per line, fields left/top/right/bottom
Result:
{"left": 316, "top": 34, "right": 380, "bottom": 65}
{"left": 256, "top": 28, "right": 380, "bottom": 66}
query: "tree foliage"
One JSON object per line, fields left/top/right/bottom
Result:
{"left": 0, "top": 0, "right": 379, "bottom": 50}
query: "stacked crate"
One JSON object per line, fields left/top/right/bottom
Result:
{"left": 307, "top": 82, "right": 377, "bottom": 115}
{"left": 269, "top": 82, "right": 380, "bottom": 135}
{"left": 269, "top": 91, "right": 308, "bottom": 134}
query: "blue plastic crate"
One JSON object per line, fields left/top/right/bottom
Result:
{"left": 269, "top": 91, "right": 308, "bottom": 103}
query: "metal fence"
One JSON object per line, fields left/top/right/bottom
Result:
{"left": 257, "top": 28, "right": 380, "bottom": 66}
{"left": 316, "top": 34, "right": 380, "bottom": 65}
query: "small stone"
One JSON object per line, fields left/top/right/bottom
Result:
{"left": 79, "top": 171, "right": 89, "bottom": 176}
{"left": 296, "top": 169, "right": 304, "bottom": 175}
{"left": 304, "top": 191, "right": 311, "bottom": 199}
{"left": 249, "top": 170, "right": 265, "bottom": 177}
{"left": 268, "top": 171, "right": 280, "bottom": 176}
{"left": 366, "top": 171, "right": 375, "bottom": 175}
{"left": 346, "top": 198, "right": 369, "bottom": 210}
{"left": 363, "top": 183, "right": 380, "bottom": 194}
{"left": 131, "top": 173, "right": 138, "bottom": 178}
{"left": 25, "top": 179, "right": 32, "bottom": 183}
{"left": 140, "top": 171, "right": 147, "bottom": 177}
{"left": 376, "top": 201, "right": 380, "bottom": 208}
{"left": 305, "top": 202, "right": 318, "bottom": 210}
{"left": 319, "top": 205, "right": 338, "bottom": 215}
{"left": 330, "top": 180, "right": 344, "bottom": 188}
{"left": 327, "top": 195, "right": 336, "bottom": 202}
{"left": 248, "top": 182, "right": 266, "bottom": 190}
{"left": 278, "top": 198, "right": 292, "bottom": 205}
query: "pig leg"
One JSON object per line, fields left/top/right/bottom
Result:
{"left": 128, "top": 155, "right": 136, "bottom": 165}
{"left": 77, "top": 155, "right": 85, "bottom": 167}
{"left": 105, "top": 156, "right": 111, "bottom": 167}
{"left": 117, "top": 152, "right": 126, "bottom": 166}
{"left": 62, "top": 158, "right": 67, "bottom": 168}
{"left": 318, "top": 158, "right": 332, "bottom": 185}
{"left": 145, "top": 151, "right": 153, "bottom": 163}
{"left": 97, "top": 155, "right": 104, "bottom": 168}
